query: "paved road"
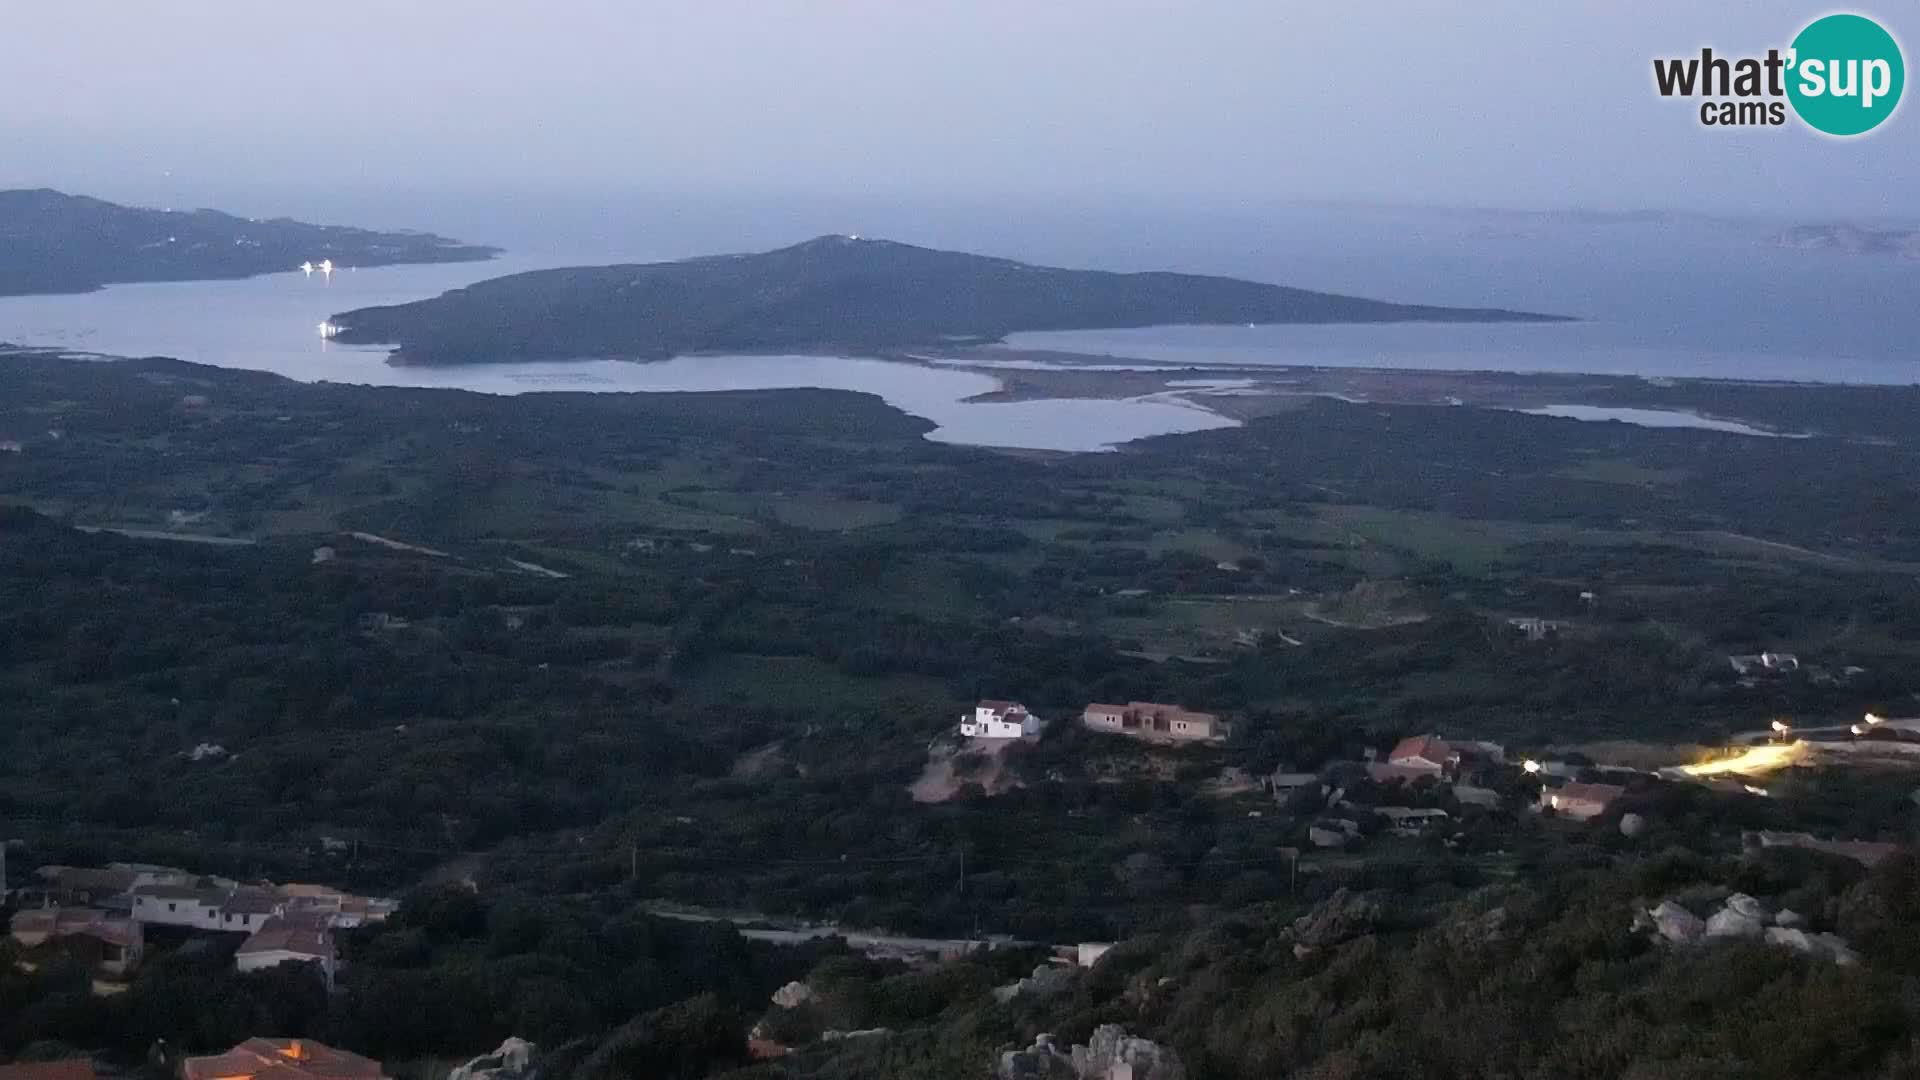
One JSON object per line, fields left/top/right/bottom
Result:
{"left": 647, "top": 907, "right": 1035, "bottom": 954}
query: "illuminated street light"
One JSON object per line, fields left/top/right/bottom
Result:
{"left": 1522, "top": 760, "right": 1542, "bottom": 775}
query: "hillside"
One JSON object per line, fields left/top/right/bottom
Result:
{"left": 0, "top": 188, "right": 498, "bottom": 296}
{"left": 328, "top": 235, "right": 1569, "bottom": 362}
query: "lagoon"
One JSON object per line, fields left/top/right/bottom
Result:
{"left": 0, "top": 257, "right": 1232, "bottom": 452}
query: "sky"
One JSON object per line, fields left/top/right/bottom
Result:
{"left": 2, "top": 1, "right": 1914, "bottom": 227}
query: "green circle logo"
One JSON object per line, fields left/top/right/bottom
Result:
{"left": 1787, "top": 14, "right": 1904, "bottom": 135}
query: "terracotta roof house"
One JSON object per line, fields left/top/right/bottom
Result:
{"left": 39, "top": 866, "right": 139, "bottom": 905}
{"left": 236, "top": 919, "right": 337, "bottom": 988}
{"left": 9, "top": 907, "right": 145, "bottom": 976}
{"left": 1080, "top": 701, "right": 1225, "bottom": 743}
{"left": 0, "top": 1061, "right": 97, "bottom": 1080}
{"left": 278, "top": 885, "right": 397, "bottom": 929}
{"left": 1541, "top": 782, "right": 1626, "bottom": 821}
{"left": 1388, "top": 735, "right": 1456, "bottom": 773}
{"left": 182, "top": 1039, "right": 383, "bottom": 1080}
{"left": 1367, "top": 762, "right": 1442, "bottom": 785}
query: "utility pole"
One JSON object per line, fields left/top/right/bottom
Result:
{"left": 958, "top": 847, "right": 966, "bottom": 894}
{"left": 629, "top": 843, "right": 638, "bottom": 884}
{"left": 1, "top": 838, "right": 8, "bottom": 902}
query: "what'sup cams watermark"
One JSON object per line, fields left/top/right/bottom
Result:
{"left": 1653, "top": 12, "right": 1904, "bottom": 135}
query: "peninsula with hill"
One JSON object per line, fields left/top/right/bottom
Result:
{"left": 327, "top": 234, "right": 1570, "bottom": 363}
{"left": 0, "top": 188, "right": 499, "bottom": 297}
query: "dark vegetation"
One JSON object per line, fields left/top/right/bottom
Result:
{"left": 732, "top": 848, "right": 1920, "bottom": 1080}
{"left": 1, "top": 885, "right": 834, "bottom": 1069}
{"left": 0, "top": 189, "right": 497, "bottom": 297}
{"left": 2, "top": 350, "right": 1918, "bottom": 1077}
{"left": 328, "top": 235, "right": 1564, "bottom": 362}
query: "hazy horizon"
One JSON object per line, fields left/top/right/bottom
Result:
{"left": 5, "top": 1, "right": 1915, "bottom": 232}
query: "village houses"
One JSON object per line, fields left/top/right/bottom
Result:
{"left": 26, "top": 863, "right": 389, "bottom": 986}
{"left": 8, "top": 907, "right": 145, "bottom": 978}
{"left": 0, "top": 1062, "right": 96, "bottom": 1080}
{"left": 131, "top": 884, "right": 282, "bottom": 934}
{"left": 1540, "top": 781, "right": 1626, "bottom": 821}
{"left": 1367, "top": 734, "right": 1459, "bottom": 784}
{"left": 1081, "top": 701, "right": 1226, "bottom": 743}
{"left": 959, "top": 700, "right": 1043, "bottom": 740}
{"left": 183, "top": 1039, "right": 385, "bottom": 1080}
{"left": 235, "top": 918, "right": 339, "bottom": 989}
{"left": 1372, "top": 806, "right": 1452, "bottom": 836}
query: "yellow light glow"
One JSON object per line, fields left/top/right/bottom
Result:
{"left": 1770, "top": 720, "right": 1790, "bottom": 733}
{"left": 1677, "top": 740, "right": 1808, "bottom": 778}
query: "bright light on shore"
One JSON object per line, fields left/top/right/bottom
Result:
{"left": 1770, "top": 720, "right": 1790, "bottom": 734}
{"left": 1865, "top": 713, "right": 1884, "bottom": 726}
{"left": 1522, "top": 759, "right": 1542, "bottom": 774}
{"left": 1678, "top": 740, "right": 1808, "bottom": 778}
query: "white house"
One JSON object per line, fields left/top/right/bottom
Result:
{"left": 130, "top": 885, "right": 225, "bottom": 929}
{"left": 131, "top": 885, "right": 282, "bottom": 933}
{"left": 960, "top": 700, "right": 1040, "bottom": 740}
{"left": 235, "top": 919, "right": 337, "bottom": 989}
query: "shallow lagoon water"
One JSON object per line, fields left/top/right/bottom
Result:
{"left": 1519, "top": 405, "right": 1793, "bottom": 438}
{"left": 0, "top": 258, "right": 1232, "bottom": 452}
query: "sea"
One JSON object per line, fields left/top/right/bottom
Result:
{"left": 1, "top": 199, "right": 1914, "bottom": 451}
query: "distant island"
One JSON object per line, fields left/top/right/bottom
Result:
{"left": 329, "top": 235, "right": 1570, "bottom": 363}
{"left": 0, "top": 188, "right": 499, "bottom": 297}
{"left": 1772, "top": 223, "right": 1920, "bottom": 259}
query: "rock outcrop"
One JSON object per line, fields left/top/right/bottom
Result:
{"left": 1647, "top": 900, "right": 1704, "bottom": 945}
{"left": 448, "top": 1038, "right": 535, "bottom": 1080}
{"left": 1765, "top": 927, "right": 1860, "bottom": 966}
{"left": 1643, "top": 892, "right": 1858, "bottom": 963}
{"left": 1073, "top": 1025, "right": 1187, "bottom": 1080}
{"left": 1291, "top": 888, "right": 1381, "bottom": 950}
{"left": 771, "top": 981, "right": 814, "bottom": 1008}
{"left": 1704, "top": 894, "right": 1766, "bottom": 940}
{"left": 992, "top": 963, "right": 1077, "bottom": 1004}
{"left": 996, "top": 1027, "right": 1186, "bottom": 1080}
{"left": 998, "top": 1035, "right": 1078, "bottom": 1080}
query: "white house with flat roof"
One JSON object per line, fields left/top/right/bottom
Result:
{"left": 960, "top": 700, "right": 1041, "bottom": 739}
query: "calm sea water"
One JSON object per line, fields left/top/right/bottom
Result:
{"left": 1005, "top": 213, "right": 1920, "bottom": 386}
{"left": 1, "top": 205, "right": 1914, "bottom": 449}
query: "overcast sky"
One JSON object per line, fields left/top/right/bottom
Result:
{"left": 3, "top": 1, "right": 1913, "bottom": 221}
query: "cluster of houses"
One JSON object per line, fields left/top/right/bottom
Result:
{"left": 7, "top": 863, "right": 395, "bottom": 990}
{"left": 1289, "top": 734, "right": 1630, "bottom": 849}
{"left": 957, "top": 699, "right": 1228, "bottom": 744}
{"left": 178, "top": 1038, "right": 386, "bottom": 1080}
{"left": 0, "top": 1038, "right": 389, "bottom": 1080}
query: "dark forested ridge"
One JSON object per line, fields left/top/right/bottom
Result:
{"left": 3, "top": 350, "right": 1919, "bottom": 1079}
{"left": 328, "top": 235, "right": 1567, "bottom": 362}
{"left": 0, "top": 189, "right": 498, "bottom": 297}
